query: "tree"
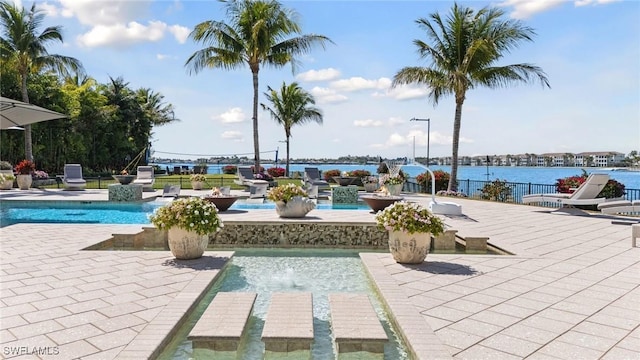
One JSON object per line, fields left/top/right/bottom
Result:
{"left": 184, "top": 0, "right": 332, "bottom": 173}
{"left": 261, "top": 82, "right": 322, "bottom": 177}
{"left": 392, "top": 3, "right": 550, "bottom": 191}
{"left": 0, "top": 1, "right": 84, "bottom": 161}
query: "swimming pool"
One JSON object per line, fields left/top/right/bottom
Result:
{"left": 157, "top": 250, "right": 409, "bottom": 359}
{"left": 0, "top": 199, "right": 371, "bottom": 227}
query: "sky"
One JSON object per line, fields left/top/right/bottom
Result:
{"left": 12, "top": 0, "right": 640, "bottom": 161}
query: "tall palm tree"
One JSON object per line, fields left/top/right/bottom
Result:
{"left": 185, "top": 0, "right": 332, "bottom": 173}
{"left": 261, "top": 82, "right": 322, "bottom": 177}
{"left": 392, "top": 3, "right": 550, "bottom": 191}
{"left": 0, "top": 1, "right": 84, "bottom": 161}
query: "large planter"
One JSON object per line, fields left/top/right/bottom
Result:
{"left": 16, "top": 174, "right": 32, "bottom": 190}
{"left": 363, "top": 182, "right": 378, "bottom": 192}
{"left": 167, "top": 227, "right": 209, "bottom": 260}
{"left": 388, "top": 230, "right": 431, "bottom": 264}
{"left": 191, "top": 181, "right": 205, "bottom": 190}
{"left": 203, "top": 196, "right": 238, "bottom": 212}
{"left": 361, "top": 195, "right": 403, "bottom": 212}
{"left": 386, "top": 183, "right": 403, "bottom": 196}
{"left": 275, "top": 196, "right": 316, "bottom": 218}
{"left": 112, "top": 175, "right": 135, "bottom": 185}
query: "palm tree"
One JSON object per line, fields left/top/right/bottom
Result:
{"left": 0, "top": 1, "right": 84, "bottom": 161}
{"left": 184, "top": 0, "right": 332, "bottom": 173}
{"left": 392, "top": 3, "right": 550, "bottom": 191}
{"left": 261, "top": 82, "right": 322, "bottom": 177}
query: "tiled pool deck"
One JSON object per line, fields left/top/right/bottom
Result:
{"left": 0, "top": 188, "right": 638, "bottom": 359}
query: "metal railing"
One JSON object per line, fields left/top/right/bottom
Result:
{"left": 405, "top": 178, "right": 639, "bottom": 204}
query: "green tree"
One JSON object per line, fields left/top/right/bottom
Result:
{"left": 184, "top": 0, "right": 332, "bottom": 173}
{"left": 261, "top": 82, "right": 322, "bottom": 177}
{"left": 0, "top": 1, "right": 84, "bottom": 161}
{"left": 392, "top": 3, "right": 549, "bottom": 191}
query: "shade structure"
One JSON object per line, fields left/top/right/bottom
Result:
{"left": 0, "top": 96, "right": 67, "bottom": 130}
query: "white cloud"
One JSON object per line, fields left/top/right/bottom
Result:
{"left": 354, "top": 119, "right": 384, "bottom": 127}
{"left": 59, "top": 0, "right": 150, "bottom": 25}
{"left": 373, "top": 84, "right": 429, "bottom": 101}
{"left": 157, "top": 54, "right": 170, "bottom": 60}
{"left": 388, "top": 117, "right": 405, "bottom": 126}
{"left": 221, "top": 131, "right": 243, "bottom": 141}
{"left": 37, "top": 3, "right": 60, "bottom": 17}
{"left": 296, "top": 68, "right": 341, "bottom": 82}
{"left": 168, "top": 24, "right": 190, "bottom": 44}
{"left": 310, "top": 87, "right": 348, "bottom": 104}
{"left": 575, "top": 0, "right": 620, "bottom": 6}
{"left": 216, "top": 108, "right": 245, "bottom": 124}
{"left": 77, "top": 21, "right": 168, "bottom": 48}
{"left": 330, "top": 77, "right": 391, "bottom": 92}
{"left": 497, "top": 0, "right": 565, "bottom": 19}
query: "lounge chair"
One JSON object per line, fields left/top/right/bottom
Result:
{"left": 598, "top": 200, "right": 640, "bottom": 215}
{"left": 132, "top": 166, "right": 155, "bottom": 191}
{"left": 522, "top": 173, "right": 610, "bottom": 206}
{"left": 303, "top": 167, "right": 330, "bottom": 191}
{"left": 234, "top": 167, "right": 269, "bottom": 197}
{"left": 63, "top": 164, "right": 86, "bottom": 190}
{"left": 162, "top": 184, "right": 181, "bottom": 198}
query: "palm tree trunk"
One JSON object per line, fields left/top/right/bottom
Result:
{"left": 286, "top": 137, "right": 290, "bottom": 178}
{"left": 20, "top": 73, "right": 33, "bottom": 162}
{"left": 252, "top": 70, "right": 260, "bottom": 173}
{"left": 448, "top": 99, "right": 464, "bottom": 191}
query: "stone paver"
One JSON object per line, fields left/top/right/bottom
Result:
{"left": 1, "top": 189, "right": 639, "bottom": 359}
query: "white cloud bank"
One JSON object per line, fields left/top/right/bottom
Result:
{"left": 216, "top": 108, "right": 245, "bottom": 124}
{"left": 296, "top": 68, "right": 341, "bottom": 82}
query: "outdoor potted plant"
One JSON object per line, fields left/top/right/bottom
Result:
{"left": 362, "top": 175, "right": 379, "bottom": 192}
{"left": 266, "top": 183, "right": 316, "bottom": 218}
{"left": 14, "top": 160, "right": 35, "bottom": 190}
{"left": 149, "top": 197, "right": 223, "bottom": 259}
{"left": 190, "top": 173, "right": 207, "bottom": 190}
{"left": 380, "top": 173, "right": 405, "bottom": 196}
{"left": 375, "top": 201, "right": 445, "bottom": 264}
{"left": 203, "top": 186, "right": 237, "bottom": 211}
{"left": 0, "top": 173, "right": 15, "bottom": 190}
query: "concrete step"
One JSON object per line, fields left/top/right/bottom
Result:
{"left": 261, "top": 292, "right": 314, "bottom": 353}
{"left": 188, "top": 292, "right": 257, "bottom": 351}
{"left": 329, "top": 293, "right": 388, "bottom": 354}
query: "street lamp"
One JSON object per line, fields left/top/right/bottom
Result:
{"left": 410, "top": 118, "right": 430, "bottom": 166}
{"left": 278, "top": 140, "right": 288, "bottom": 177}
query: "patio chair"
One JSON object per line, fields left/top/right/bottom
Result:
{"left": 234, "top": 167, "right": 257, "bottom": 187}
{"left": 522, "top": 173, "right": 610, "bottom": 206}
{"left": 132, "top": 166, "right": 155, "bottom": 191}
{"left": 598, "top": 200, "right": 640, "bottom": 215}
{"left": 303, "top": 167, "right": 330, "bottom": 191}
{"left": 162, "top": 184, "right": 181, "bottom": 198}
{"left": 63, "top": 164, "right": 86, "bottom": 190}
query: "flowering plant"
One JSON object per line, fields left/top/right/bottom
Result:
{"left": 436, "top": 190, "right": 467, "bottom": 198}
{"left": 254, "top": 172, "right": 273, "bottom": 181}
{"left": 190, "top": 174, "right": 207, "bottom": 182}
{"left": 0, "top": 173, "right": 15, "bottom": 182}
{"left": 149, "top": 197, "right": 223, "bottom": 235}
{"left": 266, "top": 183, "right": 307, "bottom": 203}
{"left": 381, "top": 174, "right": 404, "bottom": 185}
{"left": 15, "top": 160, "right": 35, "bottom": 175}
{"left": 375, "top": 201, "right": 445, "bottom": 235}
{"left": 32, "top": 170, "right": 49, "bottom": 180}
{"left": 362, "top": 175, "right": 378, "bottom": 184}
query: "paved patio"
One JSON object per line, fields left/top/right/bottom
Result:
{"left": 0, "top": 189, "right": 638, "bottom": 359}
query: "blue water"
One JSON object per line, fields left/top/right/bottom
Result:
{"left": 153, "top": 162, "right": 640, "bottom": 189}
{"left": 0, "top": 200, "right": 371, "bottom": 227}
{"left": 157, "top": 251, "right": 409, "bottom": 360}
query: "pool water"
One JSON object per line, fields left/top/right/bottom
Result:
{"left": 0, "top": 200, "right": 371, "bottom": 227}
{"left": 157, "top": 250, "right": 410, "bottom": 359}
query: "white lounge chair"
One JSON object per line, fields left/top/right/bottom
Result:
{"left": 234, "top": 167, "right": 268, "bottom": 197}
{"left": 234, "top": 167, "right": 256, "bottom": 187}
{"left": 303, "top": 167, "right": 330, "bottom": 191}
{"left": 598, "top": 200, "right": 640, "bottom": 215}
{"left": 162, "top": 184, "right": 181, "bottom": 198}
{"left": 133, "top": 165, "right": 155, "bottom": 191}
{"left": 522, "top": 173, "right": 610, "bottom": 206}
{"left": 63, "top": 164, "right": 86, "bottom": 190}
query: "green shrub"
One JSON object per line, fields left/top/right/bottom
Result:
{"left": 480, "top": 179, "right": 512, "bottom": 202}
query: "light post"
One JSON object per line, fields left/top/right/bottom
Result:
{"left": 278, "top": 140, "right": 288, "bottom": 177}
{"left": 410, "top": 118, "right": 430, "bottom": 166}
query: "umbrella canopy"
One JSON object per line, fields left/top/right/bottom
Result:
{"left": 0, "top": 96, "right": 67, "bottom": 130}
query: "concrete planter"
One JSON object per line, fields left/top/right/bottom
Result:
{"left": 388, "top": 230, "right": 431, "bottom": 264}
{"left": 167, "top": 227, "right": 209, "bottom": 259}
{"left": 16, "top": 174, "right": 32, "bottom": 190}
